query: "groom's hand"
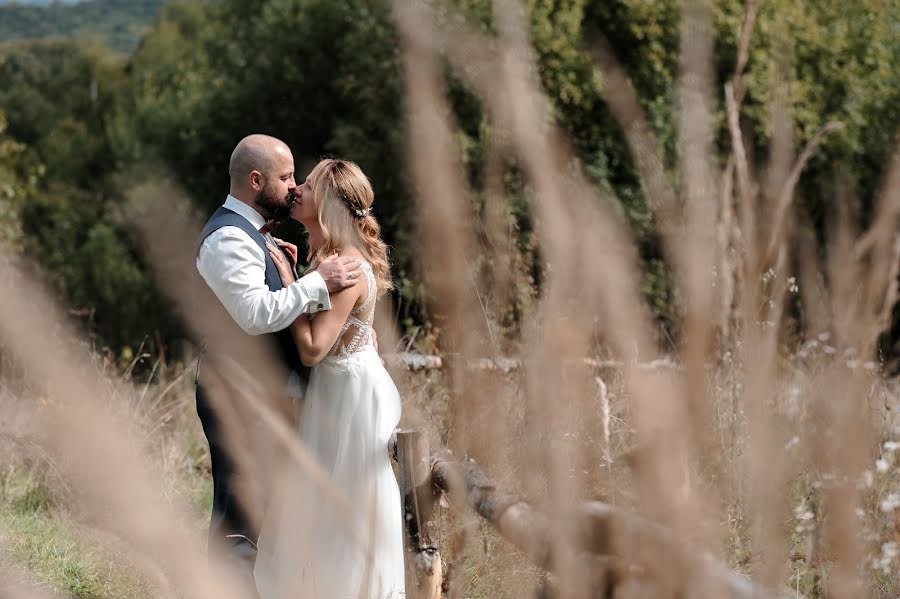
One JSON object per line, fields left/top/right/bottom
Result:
{"left": 318, "top": 254, "right": 362, "bottom": 293}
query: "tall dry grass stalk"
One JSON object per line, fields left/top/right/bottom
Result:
{"left": 0, "top": 255, "right": 252, "bottom": 599}
{"left": 391, "top": 0, "right": 898, "bottom": 597}
{"left": 1, "top": 0, "right": 899, "bottom": 598}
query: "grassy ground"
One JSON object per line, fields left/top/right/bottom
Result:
{"left": 1, "top": 359, "right": 898, "bottom": 598}
{"left": 0, "top": 373, "right": 213, "bottom": 598}
{"left": 0, "top": 468, "right": 156, "bottom": 598}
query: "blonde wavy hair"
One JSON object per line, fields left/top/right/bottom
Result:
{"left": 306, "top": 158, "right": 393, "bottom": 295}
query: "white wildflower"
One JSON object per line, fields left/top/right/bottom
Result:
{"left": 793, "top": 505, "right": 815, "bottom": 522}
{"left": 788, "top": 276, "right": 799, "bottom": 293}
{"left": 879, "top": 493, "right": 900, "bottom": 512}
{"left": 876, "top": 458, "right": 891, "bottom": 473}
{"left": 884, "top": 441, "right": 900, "bottom": 452}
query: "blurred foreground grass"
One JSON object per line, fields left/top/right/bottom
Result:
{"left": 1, "top": 467, "right": 157, "bottom": 598}
{"left": 0, "top": 375, "right": 212, "bottom": 598}
{"left": 1, "top": 359, "right": 899, "bottom": 598}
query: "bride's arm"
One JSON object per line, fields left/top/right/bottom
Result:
{"left": 288, "top": 288, "right": 359, "bottom": 366}
{"left": 267, "top": 243, "right": 360, "bottom": 366}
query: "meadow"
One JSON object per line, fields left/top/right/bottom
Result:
{"left": 1, "top": 0, "right": 899, "bottom": 597}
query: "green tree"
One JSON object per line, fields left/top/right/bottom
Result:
{"left": 121, "top": 0, "right": 900, "bottom": 341}
{"left": 0, "top": 38, "right": 178, "bottom": 355}
{"left": 2, "top": 0, "right": 897, "bottom": 354}
{"left": 0, "top": 39, "right": 127, "bottom": 186}
{"left": 0, "top": 110, "right": 39, "bottom": 252}
{"left": 19, "top": 181, "right": 174, "bottom": 352}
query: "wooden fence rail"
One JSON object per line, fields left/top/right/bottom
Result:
{"left": 382, "top": 352, "right": 681, "bottom": 373}
{"left": 393, "top": 429, "right": 784, "bottom": 599}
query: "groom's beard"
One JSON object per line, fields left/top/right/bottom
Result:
{"left": 254, "top": 183, "right": 293, "bottom": 222}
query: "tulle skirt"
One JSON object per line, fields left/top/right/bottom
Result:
{"left": 255, "top": 346, "right": 405, "bottom": 599}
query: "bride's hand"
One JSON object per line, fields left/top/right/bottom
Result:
{"left": 266, "top": 242, "right": 296, "bottom": 287}
{"left": 273, "top": 237, "right": 298, "bottom": 269}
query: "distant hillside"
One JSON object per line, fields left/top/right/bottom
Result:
{"left": 0, "top": 1, "right": 81, "bottom": 5}
{"left": 0, "top": 0, "right": 165, "bottom": 54}
{"left": 0, "top": 1, "right": 82, "bottom": 5}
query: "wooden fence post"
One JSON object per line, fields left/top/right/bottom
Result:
{"left": 396, "top": 429, "right": 442, "bottom": 599}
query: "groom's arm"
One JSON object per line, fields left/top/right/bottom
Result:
{"left": 197, "top": 227, "right": 330, "bottom": 335}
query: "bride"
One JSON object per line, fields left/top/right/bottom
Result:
{"left": 254, "top": 159, "right": 405, "bottom": 599}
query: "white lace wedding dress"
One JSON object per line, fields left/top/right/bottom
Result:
{"left": 255, "top": 261, "right": 406, "bottom": 599}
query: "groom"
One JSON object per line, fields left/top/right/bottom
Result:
{"left": 194, "top": 134, "right": 360, "bottom": 593}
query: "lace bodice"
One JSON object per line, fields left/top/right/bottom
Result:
{"left": 324, "top": 260, "right": 377, "bottom": 360}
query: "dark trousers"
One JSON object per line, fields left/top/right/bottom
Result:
{"left": 196, "top": 383, "right": 259, "bottom": 596}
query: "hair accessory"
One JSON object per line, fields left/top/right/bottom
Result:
{"left": 353, "top": 207, "right": 373, "bottom": 218}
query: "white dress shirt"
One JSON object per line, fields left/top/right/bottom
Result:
{"left": 196, "top": 195, "right": 330, "bottom": 336}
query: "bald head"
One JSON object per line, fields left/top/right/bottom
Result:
{"left": 229, "top": 134, "right": 292, "bottom": 190}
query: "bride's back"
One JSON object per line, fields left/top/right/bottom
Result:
{"left": 325, "top": 257, "right": 377, "bottom": 360}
